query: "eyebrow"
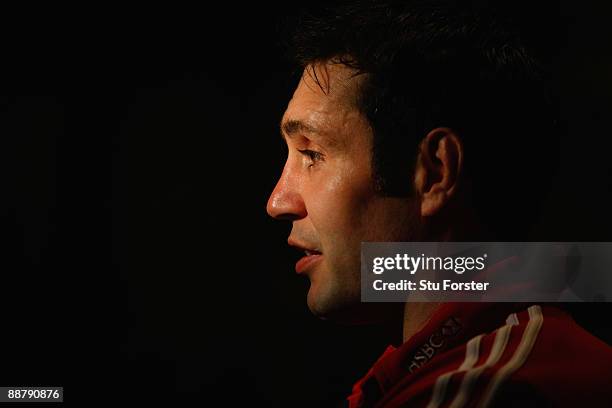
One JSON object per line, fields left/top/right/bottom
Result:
{"left": 280, "top": 119, "right": 319, "bottom": 140}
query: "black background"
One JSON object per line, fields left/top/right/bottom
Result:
{"left": 1, "top": 2, "right": 611, "bottom": 407}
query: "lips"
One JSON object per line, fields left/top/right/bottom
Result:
{"left": 295, "top": 251, "right": 323, "bottom": 274}
{"left": 288, "top": 238, "right": 323, "bottom": 274}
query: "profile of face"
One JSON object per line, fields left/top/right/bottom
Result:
{"left": 266, "top": 62, "right": 461, "bottom": 322}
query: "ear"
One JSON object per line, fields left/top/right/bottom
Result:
{"left": 413, "top": 128, "right": 463, "bottom": 217}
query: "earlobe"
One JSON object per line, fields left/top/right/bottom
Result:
{"left": 414, "top": 128, "right": 463, "bottom": 217}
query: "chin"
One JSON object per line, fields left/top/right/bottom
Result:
{"left": 306, "top": 282, "right": 371, "bottom": 324}
{"left": 307, "top": 281, "right": 349, "bottom": 318}
{"left": 307, "top": 281, "right": 403, "bottom": 325}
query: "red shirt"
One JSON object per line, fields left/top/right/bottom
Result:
{"left": 347, "top": 302, "right": 612, "bottom": 407}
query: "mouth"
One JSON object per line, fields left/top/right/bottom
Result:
{"left": 288, "top": 239, "right": 323, "bottom": 274}
{"left": 295, "top": 250, "right": 323, "bottom": 274}
{"left": 303, "top": 249, "right": 320, "bottom": 256}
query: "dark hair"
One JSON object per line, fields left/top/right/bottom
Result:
{"left": 288, "top": 0, "right": 560, "bottom": 238}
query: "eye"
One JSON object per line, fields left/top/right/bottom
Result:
{"left": 298, "top": 149, "right": 324, "bottom": 167}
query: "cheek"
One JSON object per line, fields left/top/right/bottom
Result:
{"left": 306, "top": 165, "right": 375, "bottom": 242}
{"left": 362, "top": 198, "right": 422, "bottom": 242}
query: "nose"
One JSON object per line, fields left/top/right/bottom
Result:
{"left": 266, "top": 164, "right": 307, "bottom": 221}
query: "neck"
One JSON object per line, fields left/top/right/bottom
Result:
{"left": 401, "top": 201, "right": 487, "bottom": 342}
{"left": 402, "top": 301, "right": 441, "bottom": 342}
{"left": 400, "top": 209, "right": 470, "bottom": 342}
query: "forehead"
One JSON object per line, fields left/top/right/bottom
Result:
{"left": 282, "top": 63, "right": 365, "bottom": 141}
{"left": 293, "top": 63, "right": 360, "bottom": 106}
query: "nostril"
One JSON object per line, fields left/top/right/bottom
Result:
{"left": 275, "top": 213, "right": 302, "bottom": 221}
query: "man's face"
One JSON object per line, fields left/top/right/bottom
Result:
{"left": 267, "top": 63, "right": 419, "bottom": 321}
